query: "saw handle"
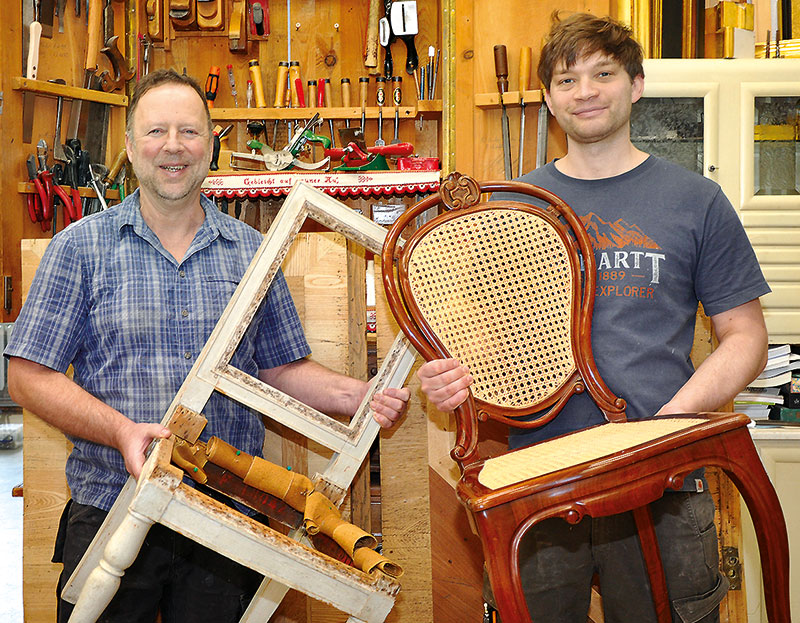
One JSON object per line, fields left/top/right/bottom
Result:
{"left": 493, "top": 44, "right": 509, "bottom": 94}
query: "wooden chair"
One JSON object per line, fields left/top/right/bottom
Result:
{"left": 61, "top": 182, "right": 417, "bottom": 623}
{"left": 381, "top": 173, "right": 790, "bottom": 623}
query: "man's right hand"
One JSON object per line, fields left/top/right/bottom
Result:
{"left": 417, "top": 358, "right": 473, "bottom": 412}
{"left": 115, "top": 421, "right": 172, "bottom": 480}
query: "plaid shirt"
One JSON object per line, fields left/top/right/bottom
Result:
{"left": 5, "top": 190, "right": 310, "bottom": 511}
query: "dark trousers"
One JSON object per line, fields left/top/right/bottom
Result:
{"left": 516, "top": 491, "right": 729, "bottom": 623}
{"left": 55, "top": 500, "right": 263, "bottom": 623}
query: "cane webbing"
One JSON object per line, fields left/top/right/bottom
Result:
{"left": 407, "top": 209, "right": 576, "bottom": 409}
{"left": 478, "top": 418, "right": 707, "bottom": 489}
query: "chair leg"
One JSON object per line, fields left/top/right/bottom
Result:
{"left": 475, "top": 509, "right": 532, "bottom": 622}
{"left": 631, "top": 505, "right": 671, "bottom": 623}
{"left": 723, "top": 436, "right": 791, "bottom": 623}
{"left": 67, "top": 508, "right": 154, "bottom": 623}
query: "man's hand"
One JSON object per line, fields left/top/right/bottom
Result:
{"left": 370, "top": 387, "right": 411, "bottom": 428}
{"left": 114, "top": 420, "right": 172, "bottom": 480}
{"left": 417, "top": 358, "right": 473, "bottom": 412}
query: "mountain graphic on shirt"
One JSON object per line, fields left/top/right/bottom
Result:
{"left": 580, "top": 213, "right": 661, "bottom": 250}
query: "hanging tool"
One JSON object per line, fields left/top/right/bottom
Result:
{"left": 390, "top": 76, "right": 402, "bottom": 144}
{"left": 431, "top": 47, "right": 440, "bottom": 99}
{"left": 26, "top": 155, "right": 52, "bottom": 231}
{"left": 389, "top": 1, "right": 418, "bottom": 74}
{"left": 50, "top": 79, "right": 69, "bottom": 163}
{"left": 205, "top": 66, "right": 221, "bottom": 107}
{"left": 321, "top": 78, "right": 336, "bottom": 147}
{"left": 231, "top": 113, "right": 330, "bottom": 171}
{"left": 67, "top": 0, "right": 103, "bottom": 158}
{"left": 226, "top": 65, "right": 239, "bottom": 106}
{"left": 365, "top": 0, "right": 380, "bottom": 70}
{"left": 493, "top": 44, "right": 512, "bottom": 179}
{"left": 307, "top": 80, "right": 317, "bottom": 109}
{"left": 98, "top": 36, "right": 136, "bottom": 92}
{"left": 229, "top": 0, "right": 248, "bottom": 51}
{"left": 341, "top": 78, "right": 352, "bottom": 128}
{"left": 197, "top": 0, "right": 224, "bottom": 30}
{"left": 289, "top": 61, "right": 302, "bottom": 107}
{"left": 40, "top": 0, "right": 56, "bottom": 38}
{"left": 359, "top": 76, "right": 370, "bottom": 135}
{"left": 517, "top": 46, "right": 531, "bottom": 177}
{"left": 535, "top": 89, "right": 549, "bottom": 169}
{"left": 271, "top": 62, "right": 288, "bottom": 146}
{"left": 210, "top": 124, "right": 233, "bottom": 170}
{"left": 375, "top": 77, "right": 387, "bottom": 146}
{"left": 22, "top": 20, "right": 42, "bottom": 144}
{"left": 327, "top": 130, "right": 413, "bottom": 171}
{"left": 57, "top": 0, "right": 66, "bottom": 33}
{"left": 379, "top": 0, "right": 395, "bottom": 78}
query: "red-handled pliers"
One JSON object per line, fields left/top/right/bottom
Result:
{"left": 26, "top": 155, "right": 51, "bottom": 231}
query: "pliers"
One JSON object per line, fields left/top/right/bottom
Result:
{"left": 26, "top": 155, "right": 52, "bottom": 231}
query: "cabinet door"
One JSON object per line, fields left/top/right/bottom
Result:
{"left": 641, "top": 59, "right": 800, "bottom": 344}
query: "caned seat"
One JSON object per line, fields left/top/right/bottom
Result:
{"left": 61, "top": 182, "right": 417, "bottom": 623}
{"left": 381, "top": 173, "right": 790, "bottom": 623}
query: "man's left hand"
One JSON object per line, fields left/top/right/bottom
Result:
{"left": 370, "top": 387, "right": 411, "bottom": 429}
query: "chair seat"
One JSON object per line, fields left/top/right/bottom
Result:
{"left": 478, "top": 417, "right": 708, "bottom": 490}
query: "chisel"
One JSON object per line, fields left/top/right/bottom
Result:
{"left": 341, "top": 78, "right": 352, "bottom": 128}
{"left": 391, "top": 76, "right": 402, "bottom": 144}
{"left": 375, "top": 76, "right": 386, "bottom": 146}
{"left": 359, "top": 76, "right": 370, "bottom": 135}
{"left": 518, "top": 46, "right": 531, "bottom": 177}
{"left": 493, "top": 44, "right": 512, "bottom": 179}
{"left": 322, "top": 78, "right": 336, "bottom": 147}
{"left": 535, "top": 89, "right": 549, "bottom": 169}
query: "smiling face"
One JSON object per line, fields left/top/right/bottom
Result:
{"left": 544, "top": 50, "right": 644, "bottom": 147}
{"left": 125, "top": 83, "right": 212, "bottom": 207}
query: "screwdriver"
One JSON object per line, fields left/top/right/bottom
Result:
{"left": 321, "top": 78, "right": 336, "bottom": 147}
{"left": 391, "top": 76, "right": 402, "bottom": 144}
{"left": 226, "top": 64, "right": 239, "bottom": 107}
{"left": 518, "top": 46, "right": 532, "bottom": 177}
{"left": 205, "top": 66, "right": 220, "bottom": 108}
{"left": 359, "top": 76, "right": 370, "bottom": 135}
{"left": 341, "top": 78, "right": 352, "bottom": 128}
{"left": 375, "top": 76, "right": 386, "bottom": 146}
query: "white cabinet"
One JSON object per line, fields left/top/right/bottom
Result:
{"left": 638, "top": 59, "right": 800, "bottom": 343}
{"left": 740, "top": 429, "right": 800, "bottom": 622}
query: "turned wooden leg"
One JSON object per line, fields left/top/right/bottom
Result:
{"left": 67, "top": 508, "right": 154, "bottom": 623}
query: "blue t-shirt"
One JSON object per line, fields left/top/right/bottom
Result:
{"left": 494, "top": 156, "right": 770, "bottom": 466}
{"left": 4, "top": 190, "right": 311, "bottom": 510}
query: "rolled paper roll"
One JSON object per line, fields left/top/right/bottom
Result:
{"left": 171, "top": 438, "right": 209, "bottom": 484}
{"left": 352, "top": 547, "right": 404, "bottom": 578}
{"left": 243, "top": 456, "right": 314, "bottom": 510}
{"left": 205, "top": 436, "right": 254, "bottom": 479}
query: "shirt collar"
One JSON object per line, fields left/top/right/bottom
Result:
{"left": 114, "top": 188, "right": 241, "bottom": 243}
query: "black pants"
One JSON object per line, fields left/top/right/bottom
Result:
{"left": 55, "top": 500, "right": 263, "bottom": 623}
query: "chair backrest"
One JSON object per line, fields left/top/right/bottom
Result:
{"left": 382, "top": 173, "right": 626, "bottom": 465}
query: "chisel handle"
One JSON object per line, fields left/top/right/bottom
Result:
{"left": 359, "top": 77, "right": 370, "bottom": 110}
{"left": 274, "top": 61, "right": 289, "bottom": 107}
{"left": 341, "top": 78, "right": 351, "bottom": 107}
{"left": 519, "top": 46, "right": 532, "bottom": 94}
{"left": 249, "top": 60, "right": 267, "bottom": 107}
{"left": 323, "top": 78, "right": 332, "bottom": 108}
{"left": 289, "top": 61, "right": 301, "bottom": 107}
{"left": 493, "top": 44, "right": 509, "bottom": 95}
{"left": 307, "top": 80, "right": 317, "bottom": 109}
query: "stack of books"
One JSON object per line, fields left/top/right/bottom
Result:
{"left": 735, "top": 345, "right": 800, "bottom": 422}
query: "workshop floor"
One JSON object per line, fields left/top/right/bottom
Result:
{"left": 0, "top": 442, "right": 24, "bottom": 622}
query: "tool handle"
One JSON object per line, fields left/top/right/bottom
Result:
{"left": 392, "top": 76, "right": 402, "bottom": 107}
{"left": 403, "top": 37, "right": 418, "bottom": 74}
{"left": 376, "top": 76, "right": 386, "bottom": 108}
{"left": 86, "top": 0, "right": 103, "bottom": 73}
{"left": 323, "top": 78, "right": 332, "bottom": 108}
{"left": 274, "top": 61, "right": 289, "bottom": 107}
{"left": 307, "top": 80, "right": 317, "bottom": 109}
{"left": 359, "top": 76, "right": 370, "bottom": 110}
{"left": 493, "top": 44, "right": 509, "bottom": 94}
{"left": 289, "top": 62, "right": 301, "bottom": 107}
{"left": 341, "top": 78, "right": 351, "bottom": 107}
{"left": 295, "top": 79, "right": 306, "bottom": 107}
{"left": 27, "top": 22, "right": 42, "bottom": 79}
{"left": 519, "top": 46, "right": 532, "bottom": 93}
{"left": 317, "top": 78, "right": 325, "bottom": 108}
{"left": 248, "top": 60, "right": 267, "bottom": 107}
{"left": 365, "top": 0, "right": 380, "bottom": 68}
{"left": 205, "top": 66, "right": 220, "bottom": 107}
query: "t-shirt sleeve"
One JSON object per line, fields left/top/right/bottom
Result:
{"left": 694, "top": 188, "right": 771, "bottom": 316}
{"left": 3, "top": 234, "right": 88, "bottom": 372}
{"left": 252, "top": 268, "right": 311, "bottom": 369}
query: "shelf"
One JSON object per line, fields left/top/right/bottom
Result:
{"left": 210, "top": 100, "right": 443, "bottom": 121}
{"left": 18, "top": 182, "right": 121, "bottom": 200}
{"left": 12, "top": 78, "right": 129, "bottom": 106}
{"left": 474, "top": 90, "right": 544, "bottom": 110}
{"left": 201, "top": 170, "right": 441, "bottom": 198}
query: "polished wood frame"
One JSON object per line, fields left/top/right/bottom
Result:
{"left": 381, "top": 174, "right": 790, "bottom": 623}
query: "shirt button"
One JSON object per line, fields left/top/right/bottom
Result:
{"left": 184, "top": 351, "right": 192, "bottom": 360}
{"left": 181, "top": 309, "right": 189, "bottom": 317}
{"left": 179, "top": 270, "right": 186, "bottom": 278}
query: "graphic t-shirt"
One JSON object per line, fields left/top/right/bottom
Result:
{"left": 493, "top": 156, "right": 770, "bottom": 452}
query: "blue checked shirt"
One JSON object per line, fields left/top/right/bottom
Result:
{"left": 4, "top": 190, "right": 311, "bottom": 511}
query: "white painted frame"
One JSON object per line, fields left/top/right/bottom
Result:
{"left": 61, "top": 181, "right": 418, "bottom": 623}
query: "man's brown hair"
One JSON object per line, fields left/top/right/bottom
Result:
{"left": 126, "top": 68, "right": 213, "bottom": 137}
{"left": 538, "top": 12, "right": 644, "bottom": 90}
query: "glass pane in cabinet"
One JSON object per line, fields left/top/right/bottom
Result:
{"left": 630, "top": 97, "right": 704, "bottom": 175}
{"left": 754, "top": 97, "right": 800, "bottom": 195}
